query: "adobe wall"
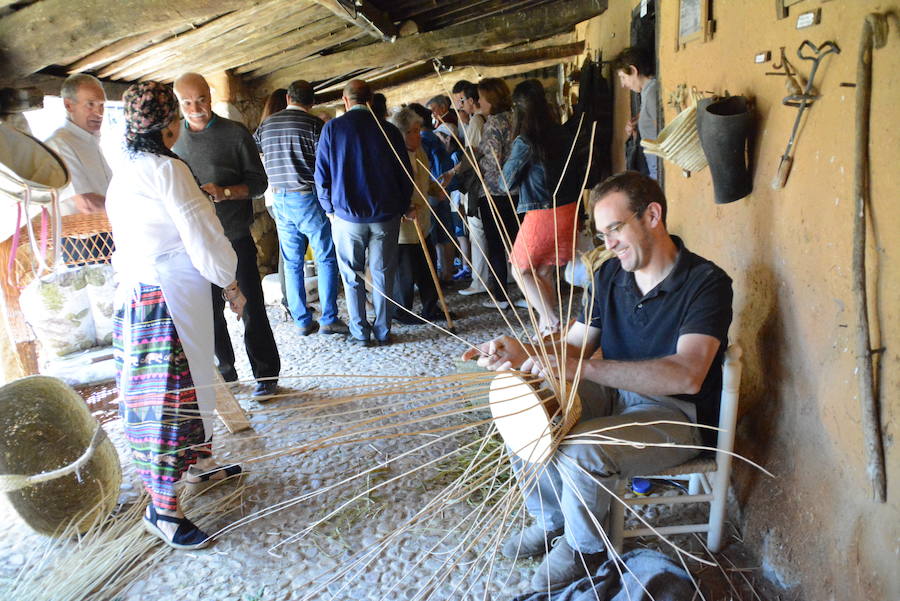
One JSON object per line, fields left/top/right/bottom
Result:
{"left": 579, "top": 1, "right": 899, "bottom": 599}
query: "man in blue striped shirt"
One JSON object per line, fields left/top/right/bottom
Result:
{"left": 255, "top": 80, "right": 346, "bottom": 337}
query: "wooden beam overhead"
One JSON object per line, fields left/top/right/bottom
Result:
{"left": 315, "top": 40, "right": 585, "bottom": 102}
{"left": 0, "top": 0, "right": 262, "bottom": 84}
{"left": 258, "top": 0, "right": 606, "bottom": 89}
{"left": 67, "top": 26, "right": 196, "bottom": 74}
{"left": 338, "top": 58, "right": 571, "bottom": 107}
{"left": 97, "top": 1, "right": 322, "bottom": 81}
{"left": 235, "top": 26, "right": 363, "bottom": 78}
{"left": 123, "top": 7, "right": 334, "bottom": 83}
{"left": 311, "top": 0, "right": 398, "bottom": 41}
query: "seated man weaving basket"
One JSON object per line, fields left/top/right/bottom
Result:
{"left": 462, "top": 171, "right": 733, "bottom": 590}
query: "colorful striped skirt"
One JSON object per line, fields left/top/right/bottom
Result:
{"left": 113, "top": 284, "right": 210, "bottom": 510}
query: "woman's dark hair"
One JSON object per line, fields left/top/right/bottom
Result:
{"left": 477, "top": 78, "right": 512, "bottom": 114}
{"left": 371, "top": 93, "right": 388, "bottom": 120}
{"left": 261, "top": 88, "right": 288, "bottom": 121}
{"left": 612, "top": 46, "right": 654, "bottom": 77}
{"left": 407, "top": 103, "right": 434, "bottom": 130}
{"left": 126, "top": 128, "right": 180, "bottom": 161}
{"left": 461, "top": 82, "right": 479, "bottom": 102}
{"left": 511, "top": 79, "right": 558, "bottom": 162}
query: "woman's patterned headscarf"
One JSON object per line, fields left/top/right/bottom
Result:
{"left": 123, "top": 81, "right": 178, "bottom": 139}
{"left": 122, "top": 81, "right": 180, "bottom": 157}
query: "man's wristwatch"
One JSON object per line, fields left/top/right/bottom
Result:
{"left": 223, "top": 187, "right": 232, "bottom": 198}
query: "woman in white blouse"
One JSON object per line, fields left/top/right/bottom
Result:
{"left": 107, "top": 82, "right": 245, "bottom": 550}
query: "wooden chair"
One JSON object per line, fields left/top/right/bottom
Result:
{"left": 609, "top": 344, "right": 743, "bottom": 553}
{"left": 0, "top": 212, "right": 114, "bottom": 376}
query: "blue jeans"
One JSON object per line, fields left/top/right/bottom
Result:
{"left": 510, "top": 382, "right": 700, "bottom": 553}
{"left": 331, "top": 216, "right": 401, "bottom": 342}
{"left": 272, "top": 190, "right": 339, "bottom": 327}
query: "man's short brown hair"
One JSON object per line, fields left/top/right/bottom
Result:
{"left": 591, "top": 171, "right": 667, "bottom": 226}
{"left": 287, "top": 80, "right": 315, "bottom": 107}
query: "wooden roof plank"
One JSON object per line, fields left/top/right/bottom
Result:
{"left": 132, "top": 9, "right": 338, "bottom": 82}
{"left": 237, "top": 27, "right": 364, "bottom": 78}
{"left": 311, "top": 0, "right": 397, "bottom": 40}
{"left": 97, "top": 1, "right": 324, "bottom": 80}
{"left": 316, "top": 39, "right": 584, "bottom": 102}
{"left": 257, "top": 0, "right": 606, "bottom": 89}
{"left": 0, "top": 0, "right": 263, "bottom": 83}
{"left": 67, "top": 25, "right": 196, "bottom": 74}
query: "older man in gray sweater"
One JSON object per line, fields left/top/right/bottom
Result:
{"left": 173, "top": 72, "right": 280, "bottom": 400}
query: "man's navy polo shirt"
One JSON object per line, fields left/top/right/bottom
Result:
{"left": 579, "top": 236, "right": 733, "bottom": 442}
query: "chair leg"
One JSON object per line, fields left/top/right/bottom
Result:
{"left": 706, "top": 467, "right": 730, "bottom": 552}
{"left": 609, "top": 491, "right": 625, "bottom": 553}
{"left": 688, "top": 473, "right": 702, "bottom": 495}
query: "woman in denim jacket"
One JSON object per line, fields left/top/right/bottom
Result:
{"left": 502, "top": 80, "right": 582, "bottom": 339}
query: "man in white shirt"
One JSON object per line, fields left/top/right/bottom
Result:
{"left": 45, "top": 74, "right": 112, "bottom": 216}
{"left": 45, "top": 73, "right": 114, "bottom": 262}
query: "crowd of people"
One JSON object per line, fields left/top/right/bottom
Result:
{"left": 37, "top": 46, "right": 733, "bottom": 594}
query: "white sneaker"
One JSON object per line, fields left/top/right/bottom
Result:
{"left": 481, "top": 299, "right": 510, "bottom": 310}
{"left": 459, "top": 286, "right": 486, "bottom": 296}
{"left": 514, "top": 298, "right": 529, "bottom": 308}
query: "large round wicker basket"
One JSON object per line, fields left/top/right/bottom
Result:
{"left": 0, "top": 376, "right": 121, "bottom": 535}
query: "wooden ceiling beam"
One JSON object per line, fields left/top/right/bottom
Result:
{"left": 98, "top": 1, "right": 322, "bottom": 80}
{"left": 235, "top": 26, "right": 363, "bottom": 78}
{"left": 67, "top": 25, "right": 196, "bottom": 74}
{"left": 311, "top": 0, "right": 397, "bottom": 41}
{"left": 315, "top": 40, "right": 584, "bottom": 102}
{"left": 257, "top": 0, "right": 606, "bottom": 90}
{"left": 0, "top": 0, "right": 261, "bottom": 83}
{"left": 134, "top": 10, "right": 339, "bottom": 82}
{"left": 381, "top": 60, "right": 568, "bottom": 106}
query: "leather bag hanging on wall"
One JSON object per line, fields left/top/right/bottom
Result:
{"left": 697, "top": 96, "right": 754, "bottom": 204}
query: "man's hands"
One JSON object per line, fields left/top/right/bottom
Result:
{"left": 72, "top": 193, "right": 106, "bottom": 214}
{"left": 222, "top": 282, "right": 246, "bottom": 320}
{"left": 461, "top": 335, "right": 530, "bottom": 371}
{"left": 402, "top": 206, "right": 418, "bottom": 222}
{"left": 520, "top": 354, "right": 583, "bottom": 382}
{"left": 201, "top": 183, "right": 227, "bottom": 202}
{"left": 228, "top": 291, "right": 246, "bottom": 320}
{"left": 201, "top": 183, "right": 248, "bottom": 202}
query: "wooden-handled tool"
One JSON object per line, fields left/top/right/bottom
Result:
{"left": 772, "top": 40, "right": 840, "bottom": 189}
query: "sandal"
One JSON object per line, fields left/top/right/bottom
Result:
{"left": 143, "top": 504, "right": 210, "bottom": 550}
{"left": 184, "top": 463, "right": 243, "bottom": 484}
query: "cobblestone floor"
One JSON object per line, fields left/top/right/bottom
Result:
{"left": 0, "top": 283, "right": 783, "bottom": 601}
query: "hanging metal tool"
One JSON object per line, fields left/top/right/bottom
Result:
{"left": 771, "top": 40, "right": 840, "bottom": 189}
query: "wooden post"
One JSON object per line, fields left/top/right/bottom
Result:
{"left": 412, "top": 217, "right": 453, "bottom": 331}
{"left": 213, "top": 371, "right": 251, "bottom": 434}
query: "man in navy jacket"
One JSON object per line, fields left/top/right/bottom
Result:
{"left": 315, "top": 80, "right": 413, "bottom": 345}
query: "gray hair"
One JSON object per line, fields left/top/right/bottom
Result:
{"left": 60, "top": 73, "right": 105, "bottom": 101}
{"left": 388, "top": 107, "right": 423, "bottom": 134}
{"left": 426, "top": 94, "right": 450, "bottom": 109}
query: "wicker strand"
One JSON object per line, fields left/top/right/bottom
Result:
{"left": 0, "top": 424, "right": 108, "bottom": 492}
